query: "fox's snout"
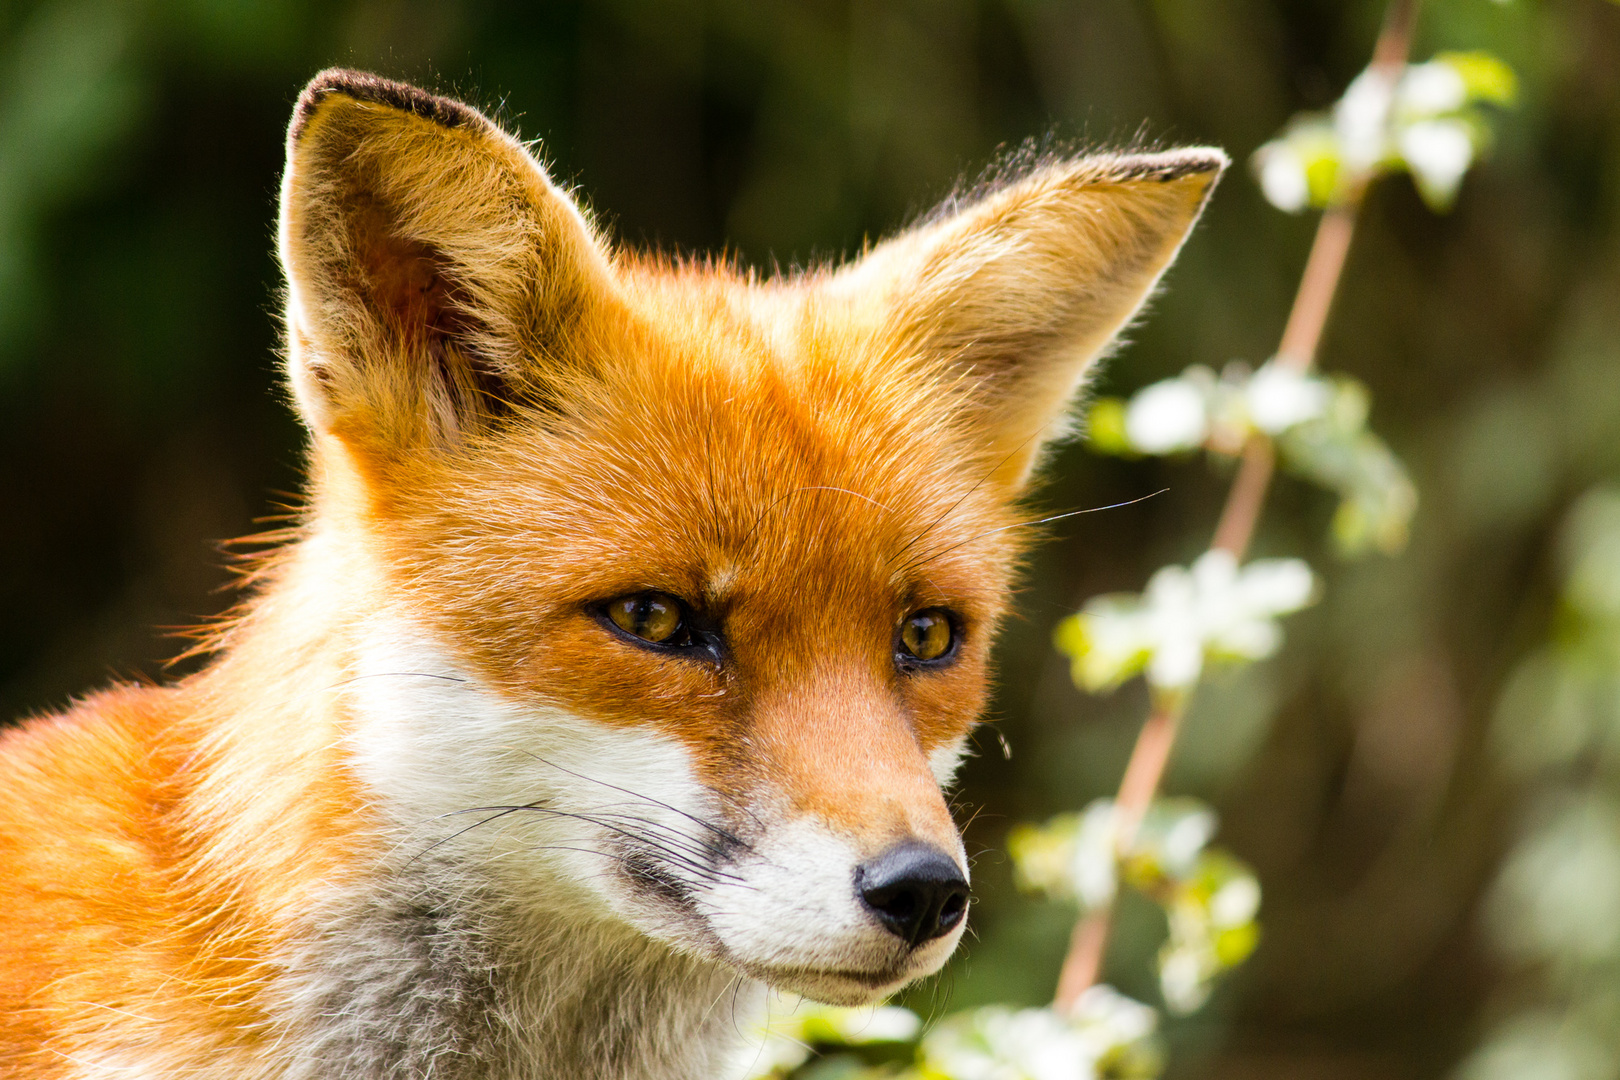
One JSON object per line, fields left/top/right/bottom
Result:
{"left": 855, "top": 841, "right": 970, "bottom": 947}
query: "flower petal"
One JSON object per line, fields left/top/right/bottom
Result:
{"left": 1246, "top": 362, "right": 1331, "bottom": 433}
{"left": 1398, "top": 118, "right": 1475, "bottom": 208}
{"left": 1335, "top": 69, "right": 1396, "bottom": 172}
{"left": 1125, "top": 378, "right": 1210, "bottom": 454}
{"left": 1256, "top": 141, "right": 1311, "bottom": 212}
{"left": 1399, "top": 61, "right": 1468, "bottom": 116}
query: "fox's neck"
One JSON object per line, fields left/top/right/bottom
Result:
{"left": 277, "top": 856, "right": 753, "bottom": 1080}
{"left": 183, "top": 524, "right": 756, "bottom": 1079}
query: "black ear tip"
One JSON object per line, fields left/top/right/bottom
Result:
{"left": 289, "top": 68, "right": 486, "bottom": 144}
{"left": 1106, "top": 147, "right": 1231, "bottom": 184}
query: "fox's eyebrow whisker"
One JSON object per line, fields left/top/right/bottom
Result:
{"left": 899, "top": 489, "right": 1168, "bottom": 577}
{"left": 887, "top": 428, "right": 1044, "bottom": 570}
{"left": 791, "top": 486, "right": 901, "bottom": 515}
{"left": 742, "top": 484, "right": 899, "bottom": 549}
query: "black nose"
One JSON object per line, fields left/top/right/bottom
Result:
{"left": 855, "top": 842, "right": 970, "bottom": 947}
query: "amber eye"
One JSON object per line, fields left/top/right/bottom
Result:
{"left": 606, "top": 592, "right": 685, "bottom": 645}
{"left": 899, "top": 609, "right": 956, "bottom": 664}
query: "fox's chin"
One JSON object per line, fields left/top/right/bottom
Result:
{"left": 623, "top": 912, "right": 943, "bottom": 1005}
{"left": 746, "top": 964, "right": 912, "bottom": 1007}
{"left": 739, "top": 941, "right": 961, "bottom": 1006}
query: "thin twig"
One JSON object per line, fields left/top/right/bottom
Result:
{"left": 1052, "top": 696, "right": 1186, "bottom": 1011}
{"left": 1275, "top": 206, "right": 1359, "bottom": 373}
{"left": 1052, "top": 0, "right": 1422, "bottom": 1013}
{"left": 1210, "top": 437, "right": 1277, "bottom": 560}
{"left": 1110, "top": 699, "right": 1186, "bottom": 849}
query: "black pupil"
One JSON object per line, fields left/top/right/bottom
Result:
{"left": 908, "top": 612, "right": 947, "bottom": 658}
{"left": 630, "top": 596, "right": 673, "bottom": 639}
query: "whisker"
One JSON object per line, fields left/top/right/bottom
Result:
{"left": 433, "top": 803, "right": 753, "bottom": 887}
{"left": 790, "top": 486, "right": 900, "bottom": 515}
{"left": 471, "top": 842, "right": 759, "bottom": 897}
{"left": 407, "top": 805, "right": 538, "bottom": 865}
{"left": 886, "top": 429, "right": 1044, "bottom": 569}
{"left": 507, "top": 748, "right": 754, "bottom": 852}
{"left": 743, "top": 484, "right": 899, "bottom": 549}
{"left": 586, "top": 807, "right": 741, "bottom": 866}
{"left": 898, "top": 489, "right": 1168, "bottom": 578}
{"left": 327, "top": 671, "right": 468, "bottom": 691}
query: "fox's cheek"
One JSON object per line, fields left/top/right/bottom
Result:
{"left": 929, "top": 733, "right": 972, "bottom": 787}
{"left": 343, "top": 612, "right": 726, "bottom": 904}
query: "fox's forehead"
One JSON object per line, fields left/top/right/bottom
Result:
{"left": 420, "top": 310, "right": 1022, "bottom": 613}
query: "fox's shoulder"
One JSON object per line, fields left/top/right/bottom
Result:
{"left": 0, "top": 685, "right": 190, "bottom": 939}
{"left": 0, "top": 685, "right": 178, "bottom": 817}
{"left": 1, "top": 683, "right": 180, "bottom": 799}
{"left": 0, "top": 686, "right": 192, "bottom": 1072}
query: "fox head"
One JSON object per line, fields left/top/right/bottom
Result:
{"left": 277, "top": 70, "right": 1223, "bottom": 1005}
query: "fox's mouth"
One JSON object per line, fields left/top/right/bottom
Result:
{"left": 727, "top": 925, "right": 966, "bottom": 1005}
{"left": 636, "top": 892, "right": 917, "bottom": 992}
{"left": 621, "top": 877, "right": 947, "bottom": 1005}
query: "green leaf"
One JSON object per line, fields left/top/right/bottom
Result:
{"left": 1436, "top": 51, "right": 1519, "bottom": 107}
{"left": 1086, "top": 397, "right": 1139, "bottom": 457}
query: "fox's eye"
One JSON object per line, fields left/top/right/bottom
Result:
{"left": 606, "top": 592, "right": 685, "bottom": 644}
{"left": 899, "top": 609, "right": 956, "bottom": 664}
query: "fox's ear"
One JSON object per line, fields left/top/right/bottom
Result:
{"left": 279, "top": 69, "right": 612, "bottom": 451}
{"left": 835, "top": 150, "right": 1226, "bottom": 489}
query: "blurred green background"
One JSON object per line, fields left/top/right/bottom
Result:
{"left": 2, "top": 1, "right": 1617, "bottom": 1077}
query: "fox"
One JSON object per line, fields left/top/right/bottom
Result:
{"left": 0, "top": 69, "right": 1223, "bottom": 1080}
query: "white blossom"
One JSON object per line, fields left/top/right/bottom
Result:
{"left": 734, "top": 994, "right": 921, "bottom": 1079}
{"left": 1123, "top": 377, "right": 1210, "bottom": 454}
{"left": 1072, "top": 800, "right": 1123, "bottom": 909}
{"left": 1160, "top": 807, "right": 1218, "bottom": 875}
{"left": 1208, "top": 874, "right": 1262, "bottom": 929}
{"left": 921, "top": 990, "right": 1158, "bottom": 1080}
{"left": 1256, "top": 142, "right": 1310, "bottom": 213}
{"left": 1007, "top": 802, "right": 1123, "bottom": 911}
{"left": 1013, "top": 799, "right": 1221, "bottom": 910}
{"left": 1058, "top": 551, "right": 1317, "bottom": 692}
{"left": 1158, "top": 943, "right": 1210, "bottom": 1015}
{"left": 1154, "top": 852, "right": 1265, "bottom": 1016}
{"left": 1244, "top": 362, "right": 1331, "bottom": 434}
{"left": 1010, "top": 802, "right": 1264, "bottom": 1022}
{"left": 1334, "top": 68, "right": 1397, "bottom": 172}
{"left": 1251, "top": 119, "right": 1340, "bottom": 212}
{"left": 1109, "top": 361, "right": 1335, "bottom": 459}
{"left": 1398, "top": 118, "right": 1475, "bottom": 206}
{"left": 1069, "top": 985, "right": 1159, "bottom": 1048}
{"left": 1399, "top": 60, "right": 1469, "bottom": 115}
{"left": 1248, "top": 52, "right": 1513, "bottom": 213}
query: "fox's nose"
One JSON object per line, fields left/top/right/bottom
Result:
{"left": 855, "top": 842, "right": 970, "bottom": 947}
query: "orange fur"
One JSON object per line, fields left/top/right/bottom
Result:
{"left": 0, "top": 69, "right": 1223, "bottom": 1077}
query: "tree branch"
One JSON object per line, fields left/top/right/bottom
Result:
{"left": 1052, "top": 0, "right": 1423, "bottom": 1013}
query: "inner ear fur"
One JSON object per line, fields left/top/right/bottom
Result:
{"left": 834, "top": 148, "right": 1227, "bottom": 489}
{"left": 279, "top": 69, "right": 613, "bottom": 450}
